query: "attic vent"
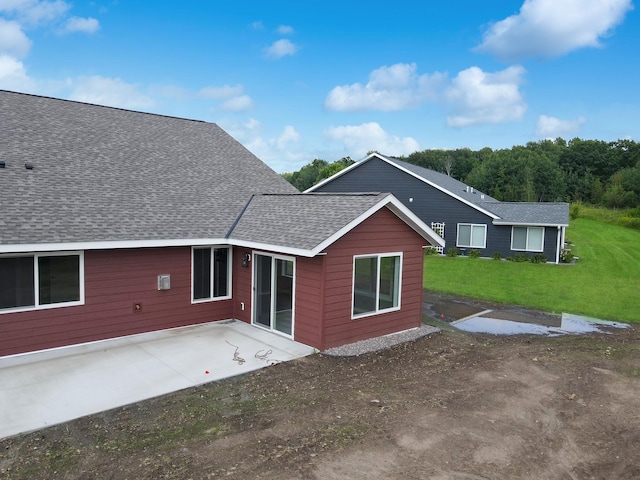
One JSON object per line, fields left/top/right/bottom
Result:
{"left": 0, "top": 160, "right": 5, "bottom": 168}
{"left": 25, "top": 162, "right": 34, "bottom": 170}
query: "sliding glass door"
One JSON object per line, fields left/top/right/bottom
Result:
{"left": 253, "top": 253, "right": 294, "bottom": 336}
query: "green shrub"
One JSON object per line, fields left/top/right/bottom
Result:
{"left": 530, "top": 254, "right": 548, "bottom": 264}
{"left": 620, "top": 216, "right": 640, "bottom": 230}
{"left": 628, "top": 206, "right": 640, "bottom": 218}
{"left": 446, "top": 248, "right": 458, "bottom": 257}
{"left": 570, "top": 203, "right": 581, "bottom": 220}
{"left": 424, "top": 247, "right": 439, "bottom": 256}
{"left": 513, "top": 253, "right": 529, "bottom": 262}
{"left": 492, "top": 252, "right": 502, "bottom": 260}
{"left": 561, "top": 249, "right": 574, "bottom": 263}
{"left": 468, "top": 249, "right": 481, "bottom": 258}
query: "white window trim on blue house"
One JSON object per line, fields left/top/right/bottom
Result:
{"left": 511, "top": 226, "right": 545, "bottom": 252}
{"left": 456, "top": 223, "right": 487, "bottom": 249}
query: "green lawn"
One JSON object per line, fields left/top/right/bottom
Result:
{"left": 423, "top": 218, "right": 640, "bottom": 323}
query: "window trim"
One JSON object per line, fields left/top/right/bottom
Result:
{"left": 351, "top": 252, "right": 402, "bottom": 319}
{"left": 456, "top": 223, "right": 487, "bottom": 249}
{"left": 0, "top": 251, "right": 85, "bottom": 315}
{"left": 191, "top": 246, "right": 232, "bottom": 303}
{"left": 511, "top": 226, "right": 545, "bottom": 252}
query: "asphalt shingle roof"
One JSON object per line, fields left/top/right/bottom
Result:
{"left": 0, "top": 90, "right": 297, "bottom": 246}
{"left": 228, "top": 193, "right": 392, "bottom": 251}
{"left": 478, "top": 202, "right": 570, "bottom": 226}
{"left": 383, "top": 156, "right": 499, "bottom": 204}
{"left": 379, "top": 155, "right": 569, "bottom": 226}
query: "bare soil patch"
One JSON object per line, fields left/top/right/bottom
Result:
{"left": 2, "top": 295, "right": 640, "bottom": 479}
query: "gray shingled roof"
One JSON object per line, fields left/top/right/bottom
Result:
{"left": 379, "top": 155, "right": 568, "bottom": 226}
{"left": 229, "top": 193, "right": 394, "bottom": 252}
{"left": 0, "top": 90, "right": 297, "bottom": 246}
{"left": 381, "top": 155, "right": 499, "bottom": 203}
{"left": 478, "top": 202, "right": 570, "bottom": 226}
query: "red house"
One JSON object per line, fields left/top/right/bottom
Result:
{"left": 0, "top": 91, "right": 444, "bottom": 357}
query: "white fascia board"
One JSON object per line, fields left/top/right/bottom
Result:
{"left": 492, "top": 220, "right": 569, "bottom": 227}
{"left": 374, "top": 154, "right": 500, "bottom": 220}
{"left": 227, "top": 239, "right": 317, "bottom": 258}
{"left": 304, "top": 153, "right": 376, "bottom": 193}
{"left": 309, "top": 194, "right": 445, "bottom": 255}
{"left": 0, "top": 238, "right": 230, "bottom": 254}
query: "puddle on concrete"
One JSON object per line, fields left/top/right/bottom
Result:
{"left": 453, "top": 312, "right": 629, "bottom": 336}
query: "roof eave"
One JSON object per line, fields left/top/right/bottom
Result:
{"left": 492, "top": 220, "right": 569, "bottom": 227}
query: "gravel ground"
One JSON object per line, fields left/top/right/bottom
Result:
{"left": 322, "top": 324, "right": 440, "bottom": 357}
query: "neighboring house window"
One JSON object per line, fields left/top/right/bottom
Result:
{"left": 511, "top": 227, "right": 545, "bottom": 252}
{"left": 352, "top": 253, "right": 402, "bottom": 318}
{"left": 0, "top": 252, "right": 84, "bottom": 313}
{"left": 192, "top": 247, "right": 231, "bottom": 302}
{"left": 457, "top": 224, "right": 487, "bottom": 249}
{"left": 430, "top": 222, "right": 445, "bottom": 254}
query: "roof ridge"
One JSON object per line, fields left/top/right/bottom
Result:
{"left": 0, "top": 89, "right": 209, "bottom": 124}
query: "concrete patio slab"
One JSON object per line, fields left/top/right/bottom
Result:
{"left": 0, "top": 320, "right": 314, "bottom": 440}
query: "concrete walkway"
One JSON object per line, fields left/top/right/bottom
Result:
{"left": 0, "top": 320, "right": 314, "bottom": 440}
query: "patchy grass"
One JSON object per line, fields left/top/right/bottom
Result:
{"left": 424, "top": 218, "right": 640, "bottom": 323}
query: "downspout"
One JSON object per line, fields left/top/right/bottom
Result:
{"left": 555, "top": 226, "right": 562, "bottom": 264}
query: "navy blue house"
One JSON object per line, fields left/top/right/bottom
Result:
{"left": 308, "top": 153, "right": 570, "bottom": 264}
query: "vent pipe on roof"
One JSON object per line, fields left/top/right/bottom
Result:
{"left": 25, "top": 162, "right": 34, "bottom": 170}
{"left": 0, "top": 160, "right": 5, "bottom": 168}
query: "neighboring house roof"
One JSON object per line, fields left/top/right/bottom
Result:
{"left": 480, "top": 202, "right": 570, "bottom": 227}
{"left": 308, "top": 152, "right": 569, "bottom": 227}
{"left": 228, "top": 192, "right": 445, "bottom": 257}
{"left": 0, "top": 91, "right": 443, "bottom": 256}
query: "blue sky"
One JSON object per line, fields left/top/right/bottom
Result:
{"left": 0, "top": 1, "right": 638, "bottom": 172}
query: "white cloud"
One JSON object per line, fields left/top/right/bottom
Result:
{"left": 220, "top": 94, "right": 253, "bottom": 112}
{"left": 275, "top": 125, "right": 300, "bottom": 150}
{"left": 277, "top": 25, "right": 294, "bottom": 35}
{"left": 198, "top": 84, "right": 253, "bottom": 112}
{"left": 324, "top": 122, "right": 420, "bottom": 158}
{"left": 0, "top": 53, "right": 37, "bottom": 91}
{"left": 444, "top": 66, "right": 527, "bottom": 127}
{"left": 0, "top": 0, "right": 70, "bottom": 26}
{"left": 265, "top": 38, "right": 298, "bottom": 59}
{"left": 60, "top": 16, "right": 99, "bottom": 34}
{"left": 68, "top": 76, "right": 155, "bottom": 110}
{"left": 536, "top": 114, "right": 586, "bottom": 137}
{"left": 475, "top": 0, "right": 634, "bottom": 61}
{"left": 198, "top": 84, "right": 244, "bottom": 100}
{"left": 324, "top": 63, "right": 446, "bottom": 112}
{"left": 0, "top": 18, "right": 31, "bottom": 57}
{"left": 251, "top": 20, "right": 264, "bottom": 30}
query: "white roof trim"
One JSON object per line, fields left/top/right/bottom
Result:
{"left": 307, "top": 152, "right": 500, "bottom": 220}
{"left": 493, "top": 220, "right": 569, "bottom": 227}
{"left": 309, "top": 194, "right": 445, "bottom": 254}
{"left": 0, "top": 238, "right": 230, "bottom": 254}
{"left": 303, "top": 157, "right": 366, "bottom": 193}
{"left": 1, "top": 194, "right": 445, "bottom": 257}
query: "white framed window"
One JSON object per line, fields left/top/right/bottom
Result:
{"left": 511, "top": 227, "right": 545, "bottom": 252}
{"left": 456, "top": 224, "right": 487, "bottom": 249}
{"left": 0, "top": 251, "right": 85, "bottom": 314}
{"left": 192, "top": 246, "right": 232, "bottom": 302}
{"left": 352, "top": 253, "right": 402, "bottom": 318}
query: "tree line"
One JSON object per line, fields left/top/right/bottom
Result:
{"left": 283, "top": 138, "right": 640, "bottom": 208}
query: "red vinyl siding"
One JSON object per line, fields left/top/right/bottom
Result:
{"left": 232, "top": 247, "right": 253, "bottom": 324}
{"left": 292, "top": 256, "right": 324, "bottom": 347}
{"left": 0, "top": 247, "right": 233, "bottom": 357}
{"left": 318, "top": 207, "right": 426, "bottom": 350}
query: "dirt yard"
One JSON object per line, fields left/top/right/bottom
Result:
{"left": 2, "top": 294, "right": 640, "bottom": 479}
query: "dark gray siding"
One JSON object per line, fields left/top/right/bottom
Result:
{"left": 314, "top": 158, "right": 561, "bottom": 261}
